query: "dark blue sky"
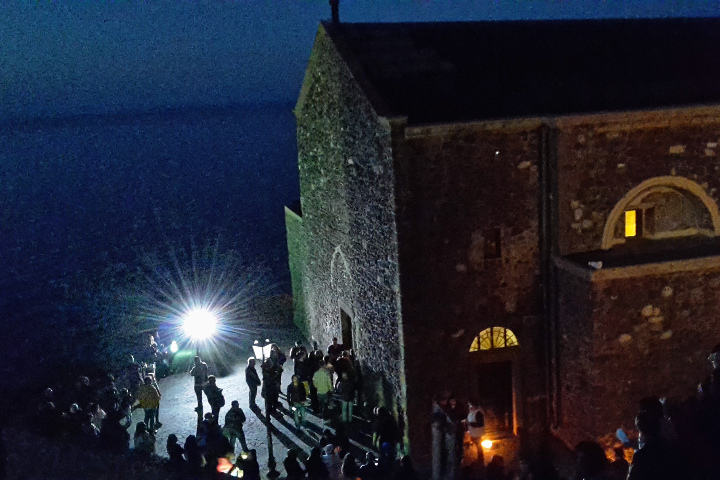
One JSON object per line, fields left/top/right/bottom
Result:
{"left": 2, "top": 1, "right": 719, "bottom": 120}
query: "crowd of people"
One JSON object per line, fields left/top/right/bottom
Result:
{"left": 425, "top": 343, "right": 720, "bottom": 480}
{"left": 24, "top": 335, "right": 414, "bottom": 479}
{"left": 29, "top": 334, "right": 720, "bottom": 479}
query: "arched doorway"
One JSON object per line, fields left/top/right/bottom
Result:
{"left": 469, "top": 327, "right": 521, "bottom": 436}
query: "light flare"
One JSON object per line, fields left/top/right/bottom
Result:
{"left": 182, "top": 308, "right": 218, "bottom": 341}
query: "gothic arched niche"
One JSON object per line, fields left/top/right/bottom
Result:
{"left": 602, "top": 176, "right": 720, "bottom": 249}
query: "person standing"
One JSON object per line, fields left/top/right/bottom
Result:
{"left": 261, "top": 358, "right": 282, "bottom": 414}
{"left": 287, "top": 374, "right": 308, "bottom": 429}
{"left": 223, "top": 400, "right": 249, "bottom": 453}
{"left": 190, "top": 356, "right": 209, "bottom": 412}
{"left": 245, "top": 358, "right": 261, "bottom": 410}
{"left": 133, "top": 421, "right": 156, "bottom": 455}
{"left": 327, "top": 337, "right": 344, "bottom": 360}
{"left": 336, "top": 371, "right": 355, "bottom": 424}
{"left": 204, "top": 375, "right": 225, "bottom": 420}
{"left": 466, "top": 398, "right": 486, "bottom": 472}
{"left": 431, "top": 396, "right": 449, "bottom": 480}
{"left": 313, "top": 356, "right": 334, "bottom": 423}
{"left": 134, "top": 376, "right": 161, "bottom": 431}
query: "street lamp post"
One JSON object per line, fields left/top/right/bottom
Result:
{"left": 253, "top": 339, "right": 279, "bottom": 479}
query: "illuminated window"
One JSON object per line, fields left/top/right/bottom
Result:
{"left": 607, "top": 178, "right": 718, "bottom": 248}
{"left": 469, "top": 327, "right": 519, "bottom": 352}
{"left": 625, "top": 210, "right": 637, "bottom": 237}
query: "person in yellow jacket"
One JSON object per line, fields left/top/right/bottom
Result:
{"left": 134, "top": 376, "right": 161, "bottom": 431}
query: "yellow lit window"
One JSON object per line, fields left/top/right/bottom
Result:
{"left": 625, "top": 210, "right": 637, "bottom": 237}
{"left": 469, "top": 327, "right": 519, "bottom": 352}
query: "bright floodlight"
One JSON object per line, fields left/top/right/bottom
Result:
{"left": 182, "top": 308, "right": 218, "bottom": 341}
{"left": 481, "top": 439, "right": 493, "bottom": 450}
{"left": 169, "top": 340, "right": 179, "bottom": 353}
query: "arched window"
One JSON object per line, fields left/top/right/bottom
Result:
{"left": 602, "top": 176, "right": 720, "bottom": 249}
{"left": 469, "top": 327, "right": 519, "bottom": 352}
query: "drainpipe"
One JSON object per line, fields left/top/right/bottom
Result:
{"left": 539, "top": 123, "right": 560, "bottom": 428}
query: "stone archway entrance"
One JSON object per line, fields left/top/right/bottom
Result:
{"left": 477, "top": 360, "right": 514, "bottom": 433}
{"left": 468, "top": 327, "right": 522, "bottom": 436}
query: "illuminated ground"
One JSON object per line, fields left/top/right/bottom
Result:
{"left": 133, "top": 321, "right": 376, "bottom": 479}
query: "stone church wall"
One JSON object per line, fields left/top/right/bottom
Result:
{"left": 555, "top": 108, "right": 720, "bottom": 256}
{"left": 393, "top": 120, "right": 546, "bottom": 467}
{"left": 557, "top": 262, "right": 720, "bottom": 446}
{"left": 295, "top": 27, "right": 405, "bottom": 411}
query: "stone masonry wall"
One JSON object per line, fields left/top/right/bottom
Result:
{"left": 558, "top": 264, "right": 720, "bottom": 446}
{"left": 556, "top": 109, "right": 720, "bottom": 255}
{"left": 295, "top": 26, "right": 404, "bottom": 410}
{"left": 393, "top": 121, "right": 545, "bottom": 468}
{"left": 555, "top": 268, "right": 602, "bottom": 446}
{"left": 284, "top": 207, "right": 307, "bottom": 337}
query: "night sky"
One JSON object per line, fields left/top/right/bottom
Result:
{"left": 2, "top": 1, "right": 719, "bottom": 390}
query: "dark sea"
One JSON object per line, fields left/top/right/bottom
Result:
{"left": 0, "top": 102, "right": 299, "bottom": 395}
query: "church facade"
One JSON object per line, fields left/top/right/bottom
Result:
{"left": 286, "top": 17, "right": 720, "bottom": 471}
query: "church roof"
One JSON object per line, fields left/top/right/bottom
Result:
{"left": 322, "top": 17, "right": 720, "bottom": 125}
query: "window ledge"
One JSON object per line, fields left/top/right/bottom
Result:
{"left": 555, "top": 253, "right": 720, "bottom": 281}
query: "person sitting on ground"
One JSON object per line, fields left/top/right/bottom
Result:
{"left": 36, "top": 388, "right": 61, "bottom": 438}
{"left": 573, "top": 440, "right": 609, "bottom": 480}
{"left": 198, "top": 411, "right": 230, "bottom": 460}
{"left": 223, "top": 400, "right": 249, "bottom": 453}
{"left": 394, "top": 455, "right": 419, "bottom": 480}
{"left": 319, "top": 429, "right": 336, "bottom": 451}
{"left": 204, "top": 375, "right": 226, "bottom": 420}
{"left": 305, "top": 446, "right": 329, "bottom": 479}
{"left": 372, "top": 407, "right": 398, "bottom": 455}
{"left": 166, "top": 433, "right": 186, "bottom": 466}
{"left": 99, "top": 405, "right": 130, "bottom": 452}
{"left": 79, "top": 412, "right": 100, "bottom": 448}
{"left": 183, "top": 435, "right": 205, "bottom": 476}
{"left": 341, "top": 452, "right": 359, "bottom": 479}
{"left": 63, "top": 403, "right": 85, "bottom": 439}
{"left": 609, "top": 447, "right": 629, "bottom": 480}
{"left": 87, "top": 402, "right": 106, "bottom": 432}
{"left": 627, "top": 410, "right": 684, "bottom": 480}
{"left": 358, "top": 452, "right": 379, "bottom": 480}
{"left": 322, "top": 443, "right": 343, "bottom": 480}
{"left": 238, "top": 449, "right": 261, "bottom": 480}
{"left": 283, "top": 448, "right": 306, "bottom": 480}
{"left": 334, "top": 423, "right": 351, "bottom": 459}
{"left": 133, "top": 421, "right": 156, "bottom": 456}
{"left": 486, "top": 455, "right": 509, "bottom": 480}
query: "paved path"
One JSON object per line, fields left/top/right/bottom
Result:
{"left": 131, "top": 322, "right": 375, "bottom": 479}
